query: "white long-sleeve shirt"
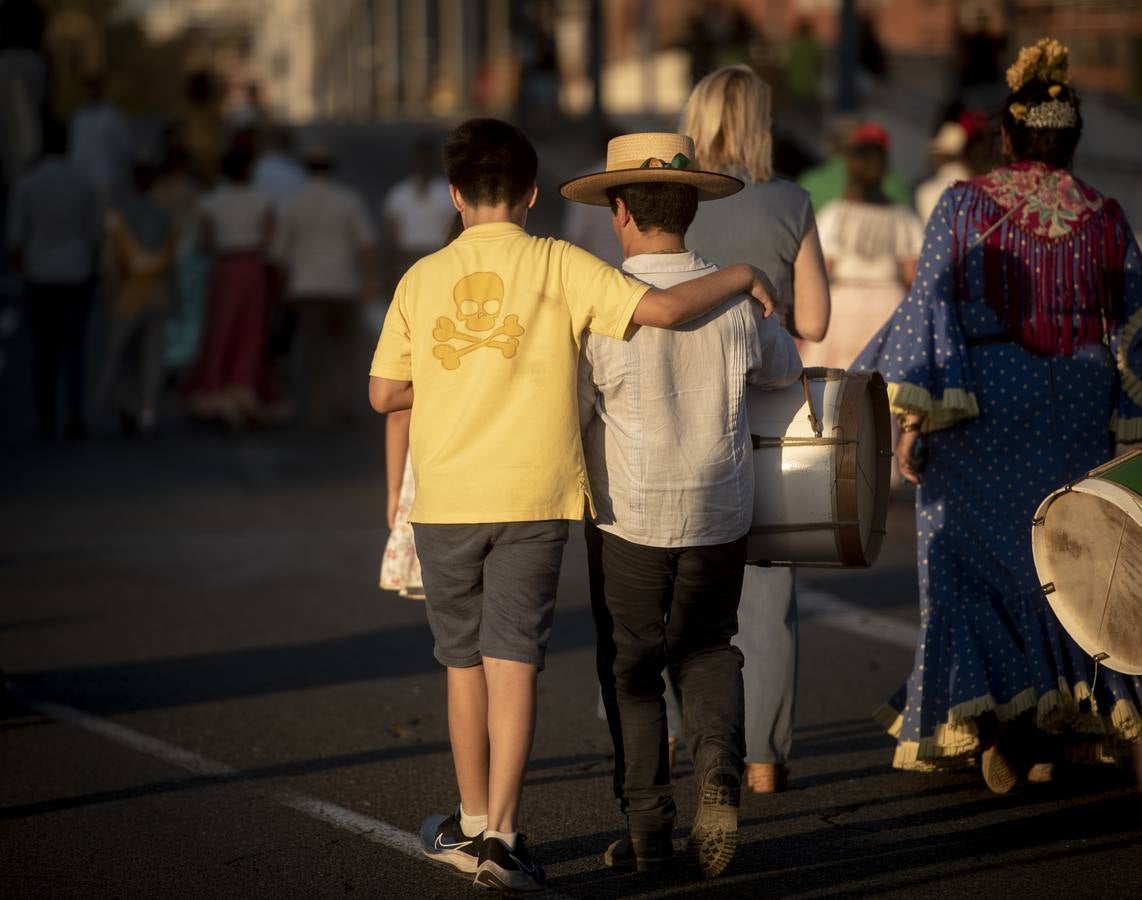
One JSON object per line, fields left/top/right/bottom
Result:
{"left": 578, "top": 250, "right": 802, "bottom": 548}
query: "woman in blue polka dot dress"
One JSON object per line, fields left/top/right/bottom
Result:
{"left": 854, "top": 39, "right": 1142, "bottom": 792}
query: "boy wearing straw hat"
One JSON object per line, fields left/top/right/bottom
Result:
{"left": 369, "top": 119, "right": 777, "bottom": 892}
{"left": 563, "top": 132, "right": 802, "bottom": 878}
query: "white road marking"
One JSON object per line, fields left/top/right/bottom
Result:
{"left": 30, "top": 699, "right": 238, "bottom": 777}
{"left": 279, "top": 794, "right": 422, "bottom": 857}
{"left": 799, "top": 590, "right": 919, "bottom": 650}
{"left": 21, "top": 695, "right": 573, "bottom": 897}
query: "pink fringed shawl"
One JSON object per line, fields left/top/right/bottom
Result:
{"left": 957, "top": 161, "right": 1126, "bottom": 356}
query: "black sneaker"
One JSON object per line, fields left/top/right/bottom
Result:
{"left": 686, "top": 760, "right": 741, "bottom": 878}
{"left": 419, "top": 808, "right": 482, "bottom": 875}
{"left": 473, "top": 834, "right": 545, "bottom": 892}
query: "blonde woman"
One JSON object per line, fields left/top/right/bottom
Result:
{"left": 680, "top": 65, "right": 830, "bottom": 794}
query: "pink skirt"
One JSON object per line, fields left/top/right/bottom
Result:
{"left": 797, "top": 281, "right": 907, "bottom": 371}
{"left": 184, "top": 251, "right": 276, "bottom": 413}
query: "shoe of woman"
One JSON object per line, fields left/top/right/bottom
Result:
{"left": 745, "top": 762, "right": 788, "bottom": 794}
{"left": 980, "top": 744, "right": 1020, "bottom": 794}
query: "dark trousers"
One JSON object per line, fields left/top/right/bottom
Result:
{"left": 586, "top": 521, "right": 747, "bottom": 837}
{"left": 26, "top": 282, "right": 94, "bottom": 436}
{"left": 289, "top": 298, "right": 359, "bottom": 424}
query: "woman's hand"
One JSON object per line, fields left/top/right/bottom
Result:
{"left": 896, "top": 428, "right": 923, "bottom": 486}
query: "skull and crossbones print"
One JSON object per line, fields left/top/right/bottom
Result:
{"left": 433, "top": 272, "right": 525, "bottom": 370}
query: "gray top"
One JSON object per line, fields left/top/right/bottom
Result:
{"left": 6, "top": 156, "right": 103, "bottom": 285}
{"left": 686, "top": 178, "right": 812, "bottom": 325}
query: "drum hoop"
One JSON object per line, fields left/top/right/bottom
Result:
{"left": 1083, "top": 446, "right": 1142, "bottom": 480}
{"left": 831, "top": 371, "right": 892, "bottom": 567}
{"left": 747, "top": 557, "right": 885, "bottom": 569}
{"left": 801, "top": 366, "right": 849, "bottom": 382}
{"left": 750, "top": 520, "right": 863, "bottom": 534}
{"left": 1033, "top": 474, "right": 1142, "bottom": 528}
{"left": 751, "top": 436, "right": 859, "bottom": 449}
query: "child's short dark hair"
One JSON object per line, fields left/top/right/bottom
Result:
{"left": 606, "top": 182, "right": 699, "bottom": 235}
{"left": 443, "top": 118, "right": 537, "bottom": 208}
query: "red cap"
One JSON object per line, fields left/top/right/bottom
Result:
{"left": 957, "top": 109, "right": 989, "bottom": 140}
{"left": 848, "top": 122, "right": 890, "bottom": 151}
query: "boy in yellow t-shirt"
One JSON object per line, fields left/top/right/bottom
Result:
{"left": 369, "top": 118, "right": 772, "bottom": 892}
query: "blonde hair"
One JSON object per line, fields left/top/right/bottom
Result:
{"left": 680, "top": 65, "right": 773, "bottom": 184}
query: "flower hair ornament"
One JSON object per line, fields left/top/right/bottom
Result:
{"left": 1006, "top": 38, "right": 1078, "bottom": 129}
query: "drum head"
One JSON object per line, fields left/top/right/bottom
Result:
{"left": 1032, "top": 479, "right": 1142, "bottom": 675}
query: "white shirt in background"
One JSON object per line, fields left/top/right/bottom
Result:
{"left": 253, "top": 152, "right": 308, "bottom": 215}
{"left": 579, "top": 250, "right": 802, "bottom": 549}
{"left": 381, "top": 177, "right": 455, "bottom": 253}
{"left": 199, "top": 183, "right": 272, "bottom": 253}
{"left": 915, "top": 160, "right": 972, "bottom": 226}
{"left": 817, "top": 199, "right": 923, "bottom": 285}
{"left": 273, "top": 176, "right": 377, "bottom": 299}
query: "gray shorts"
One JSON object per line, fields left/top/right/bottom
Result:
{"left": 412, "top": 520, "right": 570, "bottom": 670}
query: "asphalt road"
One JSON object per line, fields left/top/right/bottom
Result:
{"left": 2, "top": 417, "right": 1140, "bottom": 900}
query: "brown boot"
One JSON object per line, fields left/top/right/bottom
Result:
{"left": 687, "top": 760, "right": 741, "bottom": 878}
{"left": 745, "top": 762, "right": 788, "bottom": 794}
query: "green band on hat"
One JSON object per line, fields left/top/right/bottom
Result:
{"left": 639, "top": 153, "right": 691, "bottom": 170}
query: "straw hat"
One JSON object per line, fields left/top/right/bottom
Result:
{"left": 929, "top": 121, "right": 968, "bottom": 157}
{"left": 560, "top": 133, "right": 743, "bottom": 207}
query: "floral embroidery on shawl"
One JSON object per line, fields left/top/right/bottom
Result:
{"left": 975, "top": 160, "right": 1104, "bottom": 240}
{"left": 956, "top": 161, "right": 1127, "bottom": 357}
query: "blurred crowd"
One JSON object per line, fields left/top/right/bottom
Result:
{"left": 1, "top": 0, "right": 459, "bottom": 441}
{"left": 0, "top": 0, "right": 1090, "bottom": 450}
{"left": 5, "top": 115, "right": 397, "bottom": 439}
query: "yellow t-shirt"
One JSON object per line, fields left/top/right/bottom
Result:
{"left": 371, "top": 222, "right": 650, "bottom": 524}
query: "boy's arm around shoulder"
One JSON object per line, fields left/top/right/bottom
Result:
{"left": 629, "top": 264, "right": 776, "bottom": 333}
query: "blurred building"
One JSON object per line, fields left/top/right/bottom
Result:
{"left": 144, "top": 0, "right": 263, "bottom": 111}
{"left": 141, "top": 0, "right": 1142, "bottom": 122}
{"left": 252, "top": 0, "right": 315, "bottom": 121}
{"left": 305, "top": 0, "right": 514, "bottom": 119}
{"left": 1010, "top": 0, "right": 1142, "bottom": 97}
{"left": 144, "top": 0, "right": 263, "bottom": 42}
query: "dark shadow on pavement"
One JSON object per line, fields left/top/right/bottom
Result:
{"left": 8, "top": 605, "right": 598, "bottom": 716}
{"left": 542, "top": 785, "right": 1142, "bottom": 898}
{"left": 0, "top": 733, "right": 451, "bottom": 822}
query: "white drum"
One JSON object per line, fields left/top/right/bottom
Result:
{"left": 747, "top": 368, "right": 892, "bottom": 567}
{"left": 1031, "top": 448, "right": 1142, "bottom": 675}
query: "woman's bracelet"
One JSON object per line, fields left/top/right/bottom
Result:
{"left": 899, "top": 419, "right": 923, "bottom": 433}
